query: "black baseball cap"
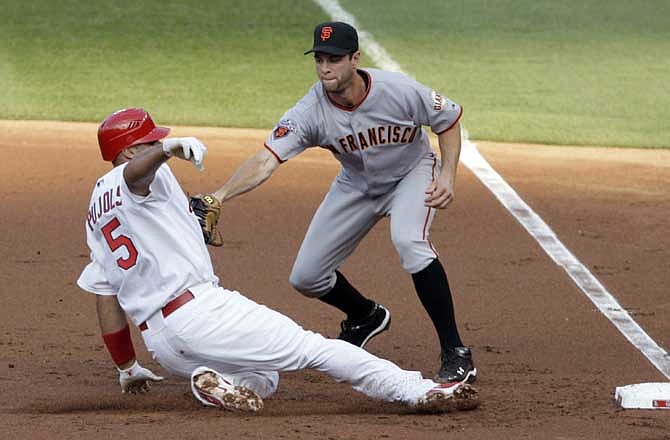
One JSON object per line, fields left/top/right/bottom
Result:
{"left": 304, "top": 21, "right": 358, "bottom": 55}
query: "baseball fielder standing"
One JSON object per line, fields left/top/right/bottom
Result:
{"left": 77, "top": 108, "right": 477, "bottom": 413}
{"left": 211, "top": 22, "right": 476, "bottom": 384}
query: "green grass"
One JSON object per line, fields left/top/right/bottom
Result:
{"left": 341, "top": 0, "right": 670, "bottom": 147}
{"left": 1, "top": 0, "right": 668, "bottom": 147}
{"left": 0, "top": 0, "right": 329, "bottom": 126}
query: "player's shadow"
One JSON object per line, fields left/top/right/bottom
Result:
{"left": 13, "top": 388, "right": 197, "bottom": 415}
{"left": 13, "top": 394, "right": 474, "bottom": 417}
{"left": 11, "top": 374, "right": 480, "bottom": 417}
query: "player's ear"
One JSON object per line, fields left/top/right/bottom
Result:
{"left": 350, "top": 51, "right": 361, "bottom": 66}
{"left": 112, "top": 147, "right": 133, "bottom": 166}
{"left": 121, "top": 146, "right": 137, "bottom": 160}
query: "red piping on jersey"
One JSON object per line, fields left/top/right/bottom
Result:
{"left": 325, "top": 70, "right": 372, "bottom": 112}
{"left": 423, "top": 154, "right": 439, "bottom": 259}
{"left": 429, "top": 240, "right": 439, "bottom": 258}
{"left": 422, "top": 155, "right": 438, "bottom": 240}
{"left": 422, "top": 209, "right": 432, "bottom": 240}
{"left": 435, "top": 106, "right": 464, "bottom": 135}
{"left": 263, "top": 143, "right": 284, "bottom": 164}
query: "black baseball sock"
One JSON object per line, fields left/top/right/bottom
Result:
{"left": 318, "top": 271, "right": 375, "bottom": 321}
{"left": 412, "top": 258, "right": 464, "bottom": 351}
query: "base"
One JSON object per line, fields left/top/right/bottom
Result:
{"left": 615, "top": 382, "right": 670, "bottom": 409}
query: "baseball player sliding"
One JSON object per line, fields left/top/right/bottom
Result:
{"left": 211, "top": 22, "right": 476, "bottom": 383}
{"left": 77, "top": 108, "right": 478, "bottom": 413}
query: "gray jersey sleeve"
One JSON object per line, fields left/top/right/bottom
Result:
{"left": 264, "top": 94, "right": 319, "bottom": 163}
{"left": 407, "top": 78, "right": 462, "bottom": 135}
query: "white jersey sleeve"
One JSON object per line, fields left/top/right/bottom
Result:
{"left": 77, "top": 255, "right": 116, "bottom": 295}
{"left": 119, "top": 163, "right": 173, "bottom": 204}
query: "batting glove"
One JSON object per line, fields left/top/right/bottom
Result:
{"left": 162, "top": 137, "right": 207, "bottom": 171}
{"left": 118, "top": 361, "right": 165, "bottom": 394}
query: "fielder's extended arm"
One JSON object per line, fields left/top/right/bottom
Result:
{"left": 213, "top": 148, "right": 280, "bottom": 203}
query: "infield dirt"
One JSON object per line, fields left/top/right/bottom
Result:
{"left": 1, "top": 121, "right": 669, "bottom": 439}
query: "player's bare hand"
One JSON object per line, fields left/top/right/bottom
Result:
{"left": 162, "top": 137, "right": 207, "bottom": 171}
{"left": 425, "top": 175, "right": 455, "bottom": 209}
{"left": 118, "top": 361, "right": 165, "bottom": 394}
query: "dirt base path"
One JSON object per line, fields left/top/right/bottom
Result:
{"left": 1, "top": 121, "right": 669, "bottom": 439}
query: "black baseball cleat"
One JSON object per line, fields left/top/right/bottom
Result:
{"left": 338, "top": 303, "right": 391, "bottom": 348}
{"left": 435, "top": 346, "right": 477, "bottom": 384}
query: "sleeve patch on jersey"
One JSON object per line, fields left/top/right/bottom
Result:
{"left": 431, "top": 91, "right": 444, "bottom": 111}
{"left": 273, "top": 119, "right": 296, "bottom": 139}
{"left": 274, "top": 126, "right": 290, "bottom": 138}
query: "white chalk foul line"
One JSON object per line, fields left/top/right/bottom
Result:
{"left": 313, "top": 0, "right": 670, "bottom": 379}
{"left": 460, "top": 142, "right": 670, "bottom": 379}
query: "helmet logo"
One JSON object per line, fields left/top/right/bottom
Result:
{"left": 127, "top": 120, "right": 141, "bottom": 130}
{"left": 320, "top": 26, "right": 333, "bottom": 41}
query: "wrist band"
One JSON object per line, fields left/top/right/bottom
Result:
{"left": 117, "top": 360, "right": 139, "bottom": 374}
{"left": 102, "top": 325, "right": 136, "bottom": 366}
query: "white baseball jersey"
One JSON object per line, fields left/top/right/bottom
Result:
{"left": 264, "top": 68, "right": 462, "bottom": 196}
{"left": 77, "top": 161, "right": 446, "bottom": 407}
{"left": 77, "top": 163, "right": 218, "bottom": 325}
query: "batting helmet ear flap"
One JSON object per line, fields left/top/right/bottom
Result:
{"left": 97, "top": 108, "right": 170, "bottom": 162}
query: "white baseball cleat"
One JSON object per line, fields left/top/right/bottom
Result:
{"left": 415, "top": 381, "right": 479, "bottom": 413}
{"left": 191, "top": 366, "right": 264, "bottom": 412}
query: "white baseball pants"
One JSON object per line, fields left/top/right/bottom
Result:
{"left": 140, "top": 282, "right": 437, "bottom": 403}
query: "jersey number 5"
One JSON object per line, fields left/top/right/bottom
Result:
{"left": 101, "top": 217, "right": 138, "bottom": 270}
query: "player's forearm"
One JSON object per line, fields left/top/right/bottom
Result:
{"left": 437, "top": 121, "right": 462, "bottom": 183}
{"left": 96, "top": 295, "right": 136, "bottom": 369}
{"left": 96, "top": 294, "right": 128, "bottom": 333}
{"left": 123, "top": 144, "right": 169, "bottom": 195}
{"left": 213, "top": 149, "right": 279, "bottom": 202}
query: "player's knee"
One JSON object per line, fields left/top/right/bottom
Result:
{"left": 392, "top": 235, "right": 435, "bottom": 273}
{"left": 288, "top": 268, "right": 311, "bottom": 293}
{"left": 289, "top": 267, "right": 325, "bottom": 297}
{"left": 391, "top": 234, "right": 417, "bottom": 259}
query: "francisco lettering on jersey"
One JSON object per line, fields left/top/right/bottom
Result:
{"left": 87, "top": 186, "right": 123, "bottom": 231}
{"left": 335, "top": 125, "right": 419, "bottom": 154}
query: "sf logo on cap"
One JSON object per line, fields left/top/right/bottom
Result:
{"left": 320, "top": 26, "right": 333, "bottom": 41}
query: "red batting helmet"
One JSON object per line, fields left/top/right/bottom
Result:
{"left": 97, "top": 108, "right": 170, "bottom": 161}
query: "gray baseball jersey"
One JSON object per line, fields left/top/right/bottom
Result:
{"left": 265, "top": 68, "right": 462, "bottom": 197}
{"left": 265, "top": 68, "right": 463, "bottom": 295}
